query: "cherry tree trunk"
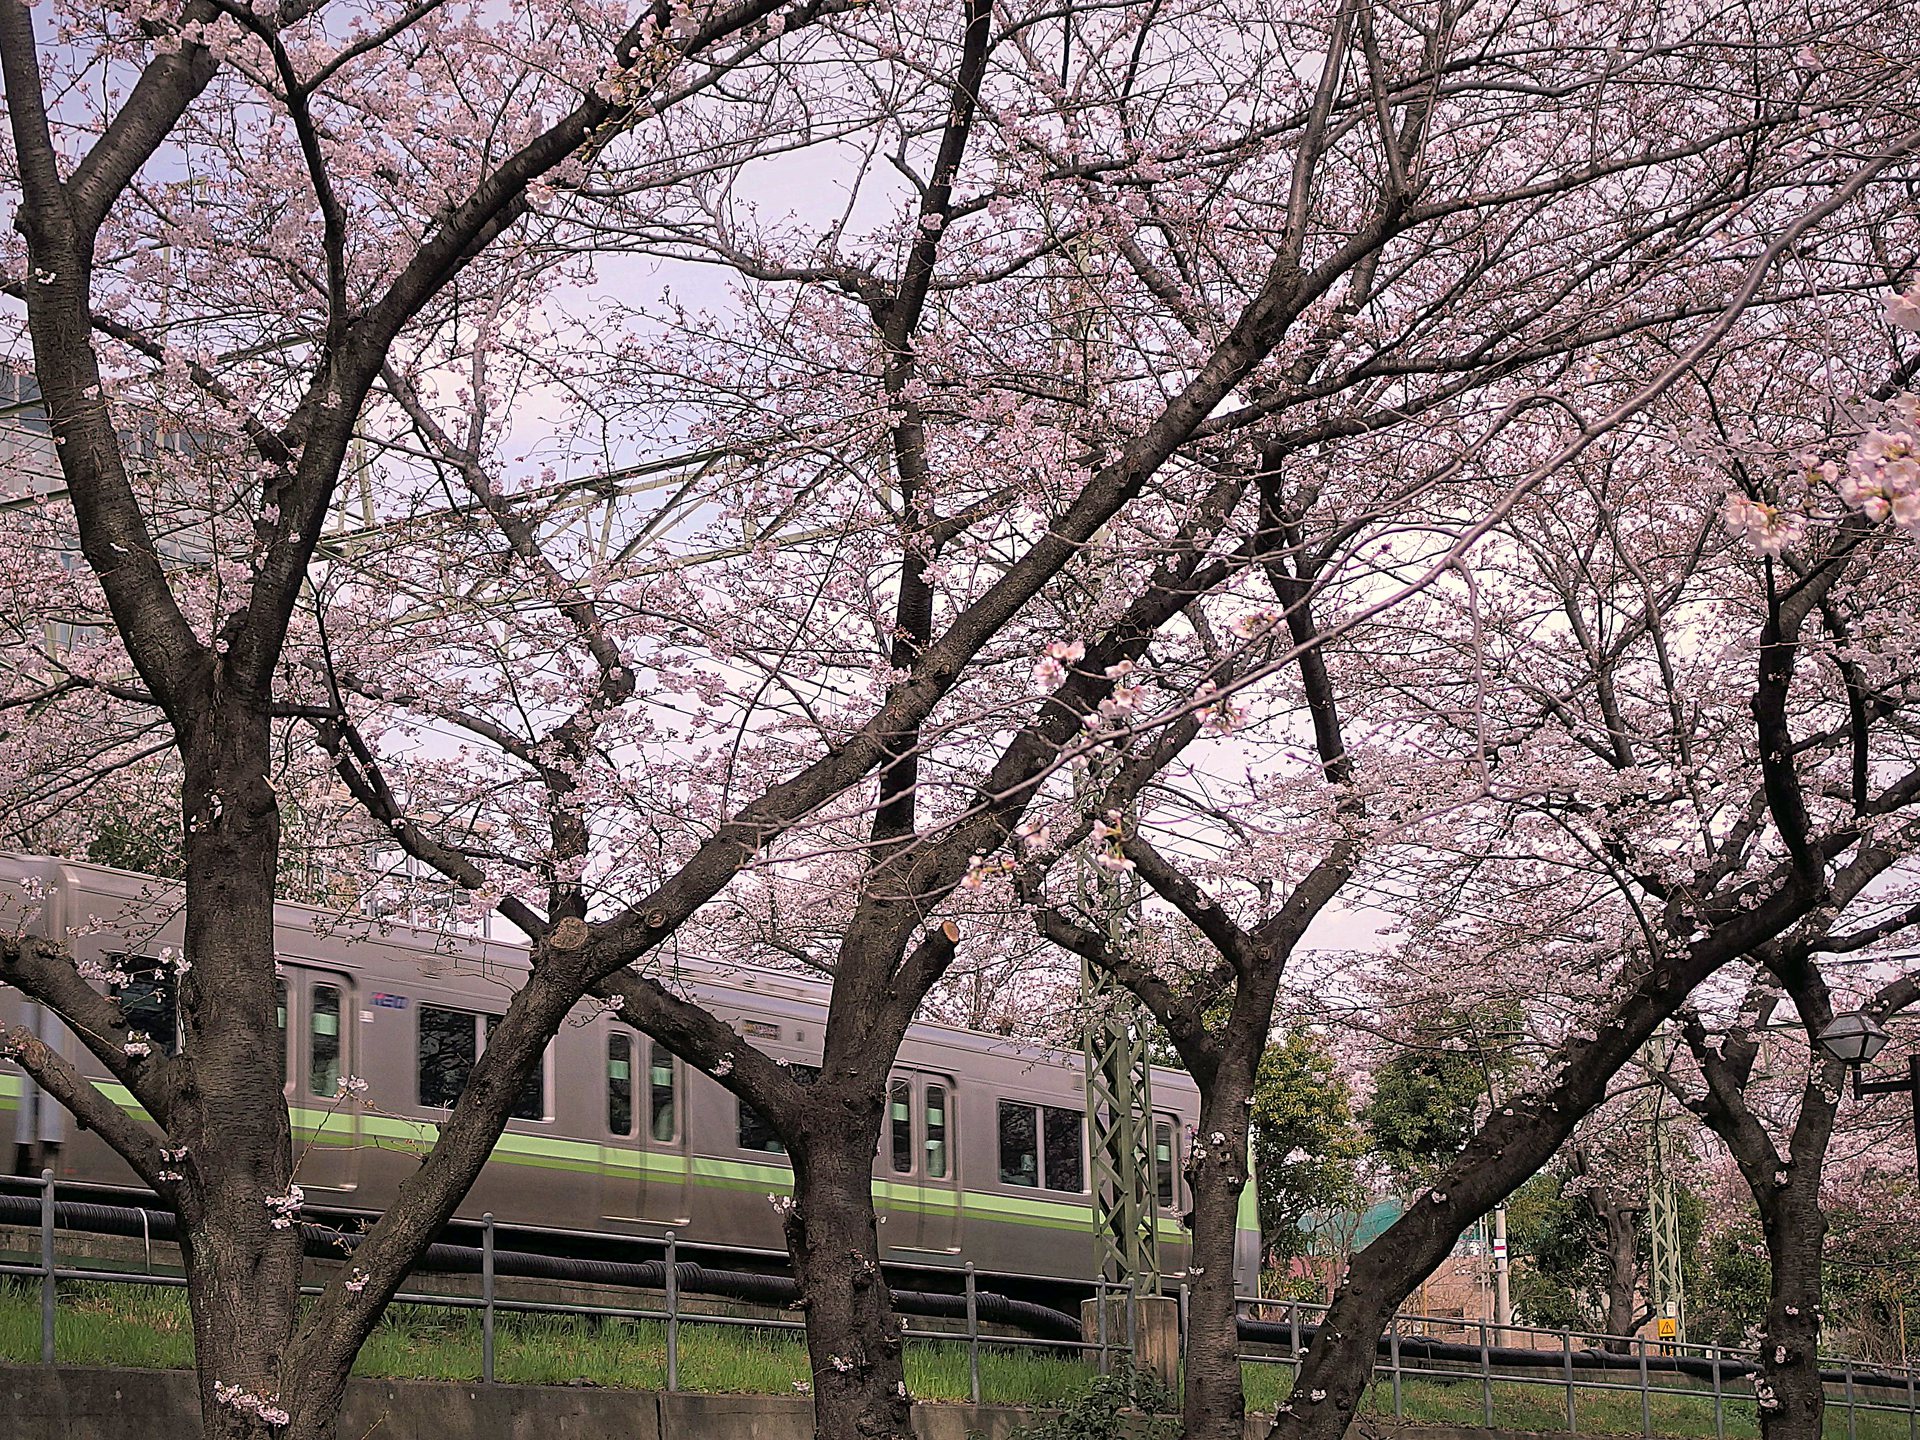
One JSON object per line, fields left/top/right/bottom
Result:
{"left": 1600, "top": 1203, "right": 1640, "bottom": 1352}
{"left": 785, "top": 1120, "right": 913, "bottom": 1440}
{"left": 1754, "top": 1183, "right": 1829, "bottom": 1440}
{"left": 170, "top": 704, "right": 305, "bottom": 1437}
{"left": 1184, "top": 1078, "right": 1255, "bottom": 1440}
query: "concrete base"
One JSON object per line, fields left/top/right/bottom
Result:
{"left": 0, "top": 1366, "right": 1034, "bottom": 1440}
{"left": 0, "top": 1364, "right": 1667, "bottom": 1440}
{"left": 1079, "top": 1293, "right": 1181, "bottom": 1386}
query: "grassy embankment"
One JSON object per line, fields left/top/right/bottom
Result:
{"left": 3, "top": 1281, "right": 1909, "bottom": 1439}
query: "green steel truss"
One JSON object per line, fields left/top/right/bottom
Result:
{"left": 1080, "top": 869, "right": 1159, "bottom": 1292}
{"left": 1644, "top": 1028, "right": 1687, "bottom": 1343}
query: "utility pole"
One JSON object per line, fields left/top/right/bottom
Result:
{"left": 1492, "top": 1203, "right": 1512, "bottom": 1338}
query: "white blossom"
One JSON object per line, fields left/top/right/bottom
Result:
{"left": 1723, "top": 492, "right": 1804, "bottom": 557}
{"left": 1032, "top": 639, "right": 1084, "bottom": 689}
{"left": 265, "top": 1184, "right": 304, "bottom": 1230}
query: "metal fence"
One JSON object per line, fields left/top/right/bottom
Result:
{"left": 5, "top": 1168, "right": 1920, "bottom": 1433}
{"left": 0, "top": 1169, "right": 1127, "bottom": 1403}
{"left": 1237, "top": 1298, "right": 1920, "bottom": 1440}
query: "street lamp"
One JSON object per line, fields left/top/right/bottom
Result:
{"left": 1814, "top": 1010, "right": 1917, "bottom": 1175}
{"left": 1814, "top": 1012, "right": 1891, "bottom": 1066}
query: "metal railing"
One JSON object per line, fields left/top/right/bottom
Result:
{"left": 5, "top": 1168, "right": 1919, "bottom": 1431}
{"left": 0, "top": 1169, "right": 1148, "bottom": 1404}
{"left": 1238, "top": 1296, "right": 1920, "bottom": 1439}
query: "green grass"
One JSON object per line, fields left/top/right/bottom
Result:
{"left": 2, "top": 1281, "right": 1915, "bottom": 1437}
{"left": 0, "top": 1281, "right": 1095, "bottom": 1404}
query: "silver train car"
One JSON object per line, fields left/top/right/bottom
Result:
{"left": 0, "top": 855, "right": 1261, "bottom": 1296}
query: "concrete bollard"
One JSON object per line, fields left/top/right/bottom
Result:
{"left": 1080, "top": 1293, "right": 1181, "bottom": 1387}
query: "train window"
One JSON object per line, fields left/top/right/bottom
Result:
{"left": 997, "top": 1101, "right": 1038, "bottom": 1187}
{"left": 417, "top": 1005, "right": 477, "bottom": 1109}
{"left": 924, "top": 1084, "right": 948, "bottom": 1180}
{"left": 1154, "top": 1120, "right": 1176, "bottom": 1209}
{"left": 1043, "top": 1105, "right": 1084, "bottom": 1193}
{"left": 483, "top": 1014, "right": 546, "bottom": 1121}
{"left": 607, "top": 1033, "right": 634, "bottom": 1137}
{"left": 275, "top": 979, "right": 287, "bottom": 1089}
{"left": 419, "top": 1007, "right": 546, "bottom": 1119}
{"left": 889, "top": 1080, "right": 913, "bottom": 1174}
{"left": 111, "top": 956, "right": 180, "bottom": 1056}
{"left": 648, "top": 1045, "right": 677, "bottom": 1143}
{"left": 309, "top": 984, "right": 342, "bottom": 1097}
{"left": 738, "top": 1101, "right": 783, "bottom": 1154}
{"left": 736, "top": 1063, "right": 815, "bottom": 1154}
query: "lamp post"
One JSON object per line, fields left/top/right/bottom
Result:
{"left": 1814, "top": 1012, "right": 1919, "bottom": 1175}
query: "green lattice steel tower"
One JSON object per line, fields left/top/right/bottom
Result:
{"left": 1081, "top": 893, "right": 1159, "bottom": 1292}
{"left": 1052, "top": 222, "right": 1158, "bottom": 1292}
{"left": 1075, "top": 796, "right": 1159, "bottom": 1292}
{"left": 1645, "top": 1028, "right": 1687, "bottom": 1343}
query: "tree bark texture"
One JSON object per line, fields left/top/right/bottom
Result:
{"left": 1754, "top": 1183, "right": 1829, "bottom": 1440}
{"left": 785, "top": 1107, "right": 914, "bottom": 1440}
{"left": 1183, "top": 1074, "right": 1256, "bottom": 1440}
{"left": 176, "top": 705, "right": 304, "bottom": 1438}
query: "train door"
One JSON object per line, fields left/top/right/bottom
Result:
{"left": 639, "top": 1038, "right": 689, "bottom": 1223}
{"left": 286, "top": 969, "right": 360, "bottom": 1195}
{"left": 601, "top": 1027, "right": 690, "bottom": 1225}
{"left": 878, "top": 1072, "right": 960, "bottom": 1254}
{"left": 600, "top": 1026, "right": 642, "bottom": 1221}
{"left": 1152, "top": 1113, "right": 1185, "bottom": 1268}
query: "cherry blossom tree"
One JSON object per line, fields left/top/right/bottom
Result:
{"left": 1, "top": 1, "right": 1916, "bottom": 1440}
{"left": 1668, "top": 960, "right": 1920, "bottom": 1440}
{"left": 1254, "top": 301, "right": 1920, "bottom": 1440}
{"left": 277, "top": 0, "right": 1920, "bottom": 1435}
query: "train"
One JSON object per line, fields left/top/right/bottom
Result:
{"left": 0, "top": 853, "right": 1261, "bottom": 1298}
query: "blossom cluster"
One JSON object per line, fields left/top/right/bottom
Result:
{"left": 264, "top": 1184, "right": 304, "bottom": 1230}
{"left": 1091, "top": 811, "right": 1133, "bottom": 875}
{"left": 1722, "top": 493, "right": 1805, "bottom": 557}
{"left": 1195, "top": 683, "right": 1249, "bottom": 736}
{"left": 1031, "top": 639, "right": 1083, "bottom": 689}
{"left": 1837, "top": 397, "right": 1920, "bottom": 538}
{"left": 212, "top": 1382, "right": 290, "bottom": 1428}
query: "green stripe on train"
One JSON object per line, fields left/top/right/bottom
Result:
{"left": 22, "top": 1088, "right": 1220, "bottom": 1243}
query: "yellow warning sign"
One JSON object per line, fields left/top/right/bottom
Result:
{"left": 1656, "top": 1317, "right": 1677, "bottom": 1339}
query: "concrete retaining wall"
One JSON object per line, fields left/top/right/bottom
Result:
{"left": 0, "top": 1364, "right": 1652, "bottom": 1440}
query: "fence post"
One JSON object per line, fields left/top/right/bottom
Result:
{"left": 1638, "top": 1335, "right": 1651, "bottom": 1438}
{"left": 39, "top": 1168, "right": 54, "bottom": 1366}
{"left": 1563, "top": 1327, "right": 1577, "bottom": 1433}
{"left": 1290, "top": 1300, "right": 1301, "bottom": 1375}
{"left": 1906, "top": 1354, "right": 1916, "bottom": 1440}
{"left": 1126, "top": 1283, "right": 1138, "bottom": 1368}
{"left": 1096, "top": 1280, "right": 1109, "bottom": 1377}
{"left": 1480, "top": 1319, "right": 1494, "bottom": 1427}
{"left": 964, "top": 1262, "right": 981, "bottom": 1405}
{"left": 481, "top": 1213, "right": 494, "bottom": 1384}
{"left": 1846, "top": 1358, "right": 1857, "bottom": 1440}
{"left": 1390, "top": 1314, "right": 1403, "bottom": 1419}
{"left": 665, "top": 1230, "right": 680, "bottom": 1393}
